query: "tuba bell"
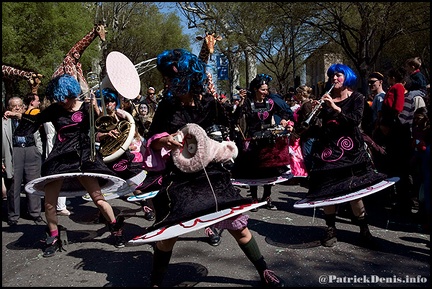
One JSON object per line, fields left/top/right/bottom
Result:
{"left": 95, "top": 115, "right": 118, "bottom": 132}
{"left": 97, "top": 111, "right": 135, "bottom": 162}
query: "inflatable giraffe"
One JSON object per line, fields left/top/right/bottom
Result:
{"left": 196, "top": 32, "right": 222, "bottom": 99}
{"left": 52, "top": 23, "right": 106, "bottom": 93}
{"left": 2, "top": 64, "right": 43, "bottom": 94}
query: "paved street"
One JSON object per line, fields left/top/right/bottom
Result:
{"left": 2, "top": 180, "right": 430, "bottom": 287}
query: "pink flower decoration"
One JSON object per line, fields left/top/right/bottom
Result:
{"left": 71, "top": 111, "right": 84, "bottom": 123}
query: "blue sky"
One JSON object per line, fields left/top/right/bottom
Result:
{"left": 157, "top": 2, "right": 201, "bottom": 55}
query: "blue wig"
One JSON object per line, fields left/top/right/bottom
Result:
{"left": 327, "top": 64, "right": 357, "bottom": 89}
{"left": 95, "top": 88, "right": 121, "bottom": 109}
{"left": 157, "top": 48, "right": 207, "bottom": 97}
{"left": 46, "top": 74, "right": 81, "bottom": 102}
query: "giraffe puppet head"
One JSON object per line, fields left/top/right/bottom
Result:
{"left": 28, "top": 72, "right": 43, "bottom": 94}
{"left": 2, "top": 64, "right": 43, "bottom": 95}
{"left": 196, "top": 32, "right": 222, "bottom": 61}
{"left": 94, "top": 22, "right": 107, "bottom": 42}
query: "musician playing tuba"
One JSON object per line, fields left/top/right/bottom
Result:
{"left": 6, "top": 74, "right": 128, "bottom": 257}
{"left": 95, "top": 88, "right": 143, "bottom": 179}
{"left": 93, "top": 88, "right": 155, "bottom": 222}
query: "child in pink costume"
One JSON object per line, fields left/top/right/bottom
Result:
{"left": 286, "top": 121, "right": 308, "bottom": 177}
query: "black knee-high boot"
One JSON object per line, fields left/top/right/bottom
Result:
{"left": 261, "top": 185, "right": 277, "bottom": 210}
{"left": 321, "top": 213, "right": 337, "bottom": 247}
{"left": 261, "top": 185, "right": 272, "bottom": 201}
{"left": 250, "top": 186, "right": 258, "bottom": 201}
{"left": 239, "top": 236, "right": 285, "bottom": 287}
{"left": 150, "top": 246, "right": 173, "bottom": 287}
{"left": 250, "top": 186, "right": 259, "bottom": 212}
{"left": 355, "top": 215, "right": 378, "bottom": 249}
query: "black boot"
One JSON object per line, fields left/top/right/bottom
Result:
{"left": 150, "top": 245, "right": 173, "bottom": 287}
{"left": 250, "top": 186, "right": 259, "bottom": 212}
{"left": 261, "top": 185, "right": 277, "bottom": 210}
{"left": 356, "top": 215, "right": 379, "bottom": 250}
{"left": 108, "top": 216, "right": 125, "bottom": 248}
{"left": 321, "top": 213, "right": 337, "bottom": 247}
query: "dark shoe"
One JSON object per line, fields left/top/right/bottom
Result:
{"left": 359, "top": 229, "right": 379, "bottom": 250}
{"left": 251, "top": 199, "right": 259, "bottom": 212}
{"left": 33, "top": 216, "right": 46, "bottom": 225}
{"left": 205, "top": 226, "right": 221, "bottom": 246}
{"left": 263, "top": 197, "right": 277, "bottom": 211}
{"left": 7, "top": 220, "right": 18, "bottom": 226}
{"left": 109, "top": 216, "right": 125, "bottom": 248}
{"left": 321, "top": 226, "right": 337, "bottom": 247}
{"left": 261, "top": 269, "right": 286, "bottom": 287}
{"left": 143, "top": 206, "right": 155, "bottom": 221}
{"left": 43, "top": 235, "right": 63, "bottom": 258}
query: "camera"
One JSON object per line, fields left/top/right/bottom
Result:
{"left": 173, "top": 134, "right": 183, "bottom": 143}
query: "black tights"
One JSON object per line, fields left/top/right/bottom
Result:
{"left": 250, "top": 185, "right": 272, "bottom": 201}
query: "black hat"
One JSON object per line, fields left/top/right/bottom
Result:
{"left": 369, "top": 71, "right": 384, "bottom": 81}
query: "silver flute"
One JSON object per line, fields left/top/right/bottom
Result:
{"left": 302, "top": 83, "right": 335, "bottom": 127}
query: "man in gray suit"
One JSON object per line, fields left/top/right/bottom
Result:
{"left": 2, "top": 95, "right": 43, "bottom": 226}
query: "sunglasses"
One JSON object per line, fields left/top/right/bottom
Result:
{"left": 368, "top": 80, "right": 379, "bottom": 85}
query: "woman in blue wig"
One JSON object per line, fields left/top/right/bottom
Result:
{"left": 142, "top": 49, "right": 285, "bottom": 287}
{"left": 304, "top": 64, "right": 387, "bottom": 249}
{"left": 9, "top": 74, "right": 127, "bottom": 256}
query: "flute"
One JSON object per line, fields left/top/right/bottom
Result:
{"left": 301, "top": 83, "right": 335, "bottom": 128}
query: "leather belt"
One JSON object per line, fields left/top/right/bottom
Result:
{"left": 13, "top": 142, "right": 35, "bottom": 148}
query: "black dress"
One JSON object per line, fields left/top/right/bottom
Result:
{"left": 231, "top": 97, "right": 292, "bottom": 179}
{"left": 16, "top": 102, "right": 119, "bottom": 193}
{"left": 146, "top": 93, "right": 249, "bottom": 230}
{"left": 306, "top": 92, "right": 387, "bottom": 199}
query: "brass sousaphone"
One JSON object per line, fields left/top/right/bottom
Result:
{"left": 96, "top": 51, "right": 140, "bottom": 163}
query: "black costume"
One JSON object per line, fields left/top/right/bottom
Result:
{"left": 232, "top": 97, "right": 292, "bottom": 179}
{"left": 306, "top": 91, "right": 387, "bottom": 200}
{"left": 146, "top": 92, "right": 250, "bottom": 231}
{"left": 15, "top": 102, "right": 118, "bottom": 192}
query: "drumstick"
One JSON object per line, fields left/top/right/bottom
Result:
{"left": 236, "top": 124, "right": 246, "bottom": 140}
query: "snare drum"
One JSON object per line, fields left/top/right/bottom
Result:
{"left": 267, "top": 125, "right": 287, "bottom": 136}
{"left": 241, "top": 130, "right": 290, "bottom": 168}
{"left": 205, "top": 124, "right": 230, "bottom": 142}
{"left": 232, "top": 131, "right": 290, "bottom": 179}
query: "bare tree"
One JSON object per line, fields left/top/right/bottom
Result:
{"left": 300, "top": 2, "right": 430, "bottom": 94}
{"left": 178, "top": 2, "right": 430, "bottom": 95}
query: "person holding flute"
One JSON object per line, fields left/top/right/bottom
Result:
{"left": 303, "top": 64, "right": 387, "bottom": 249}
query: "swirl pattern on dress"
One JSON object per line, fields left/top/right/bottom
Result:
{"left": 321, "top": 136, "right": 353, "bottom": 162}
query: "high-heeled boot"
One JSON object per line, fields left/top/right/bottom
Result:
{"left": 321, "top": 213, "right": 337, "bottom": 247}
{"left": 356, "top": 215, "right": 379, "bottom": 250}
